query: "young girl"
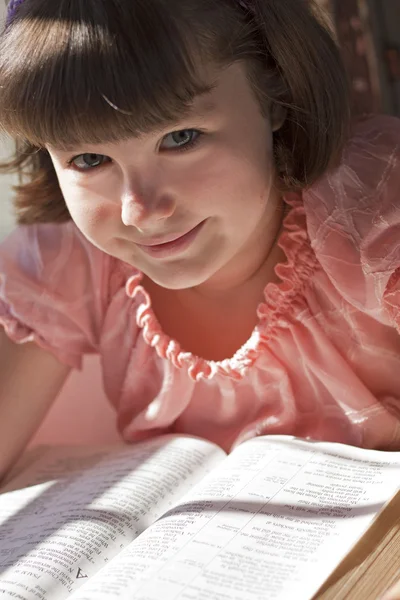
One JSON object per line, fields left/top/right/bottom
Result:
{"left": 1, "top": 0, "right": 400, "bottom": 485}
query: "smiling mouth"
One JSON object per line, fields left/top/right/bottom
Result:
{"left": 137, "top": 223, "right": 202, "bottom": 247}
{"left": 136, "top": 221, "right": 206, "bottom": 258}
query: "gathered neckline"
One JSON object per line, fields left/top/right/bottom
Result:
{"left": 124, "top": 192, "right": 319, "bottom": 381}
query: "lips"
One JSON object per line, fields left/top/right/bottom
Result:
{"left": 135, "top": 221, "right": 206, "bottom": 258}
{"left": 137, "top": 223, "right": 202, "bottom": 248}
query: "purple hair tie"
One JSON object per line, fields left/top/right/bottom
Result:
{"left": 6, "top": 0, "right": 26, "bottom": 27}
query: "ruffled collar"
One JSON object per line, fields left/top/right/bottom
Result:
{"left": 125, "top": 193, "right": 318, "bottom": 381}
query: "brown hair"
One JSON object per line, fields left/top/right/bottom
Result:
{"left": 0, "top": 0, "right": 351, "bottom": 225}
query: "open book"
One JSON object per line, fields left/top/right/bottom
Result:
{"left": 0, "top": 434, "right": 399, "bottom": 600}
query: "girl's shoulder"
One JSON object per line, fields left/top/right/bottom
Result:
{"left": 302, "top": 113, "right": 400, "bottom": 253}
{"left": 0, "top": 221, "right": 124, "bottom": 368}
{"left": 0, "top": 219, "right": 106, "bottom": 274}
{"left": 303, "top": 113, "right": 400, "bottom": 223}
{"left": 301, "top": 114, "right": 400, "bottom": 319}
{"left": 0, "top": 219, "right": 119, "bottom": 303}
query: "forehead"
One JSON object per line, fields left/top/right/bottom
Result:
{"left": 185, "top": 62, "right": 251, "bottom": 114}
{"left": 48, "top": 63, "right": 251, "bottom": 152}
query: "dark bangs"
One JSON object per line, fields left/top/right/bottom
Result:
{"left": 0, "top": 0, "right": 244, "bottom": 148}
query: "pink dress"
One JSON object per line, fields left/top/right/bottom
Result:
{"left": 1, "top": 115, "right": 400, "bottom": 452}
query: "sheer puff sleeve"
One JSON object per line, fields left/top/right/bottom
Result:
{"left": 303, "top": 115, "right": 400, "bottom": 332}
{"left": 0, "top": 221, "right": 110, "bottom": 369}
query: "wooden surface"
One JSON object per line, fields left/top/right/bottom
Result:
{"left": 314, "top": 490, "right": 400, "bottom": 599}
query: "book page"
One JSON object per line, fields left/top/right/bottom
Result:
{"left": 1, "top": 445, "right": 126, "bottom": 492}
{"left": 0, "top": 435, "right": 225, "bottom": 600}
{"left": 68, "top": 436, "right": 400, "bottom": 600}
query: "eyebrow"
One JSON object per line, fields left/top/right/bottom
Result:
{"left": 184, "top": 98, "right": 217, "bottom": 118}
{"left": 179, "top": 82, "right": 218, "bottom": 119}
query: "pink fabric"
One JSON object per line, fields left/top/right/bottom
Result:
{"left": 1, "top": 114, "right": 400, "bottom": 452}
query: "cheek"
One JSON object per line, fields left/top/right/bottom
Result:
{"left": 188, "top": 151, "right": 261, "bottom": 201}
{"left": 213, "top": 153, "right": 274, "bottom": 214}
{"left": 62, "top": 189, "right": 119, "bottom": 239}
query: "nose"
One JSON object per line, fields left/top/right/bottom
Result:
{"left": 120, "top": 176, "right": 176, "bottom": 228}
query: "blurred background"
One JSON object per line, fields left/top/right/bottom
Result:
{"left": 0, "top": 0, "right": 399, "bottom": 446}
{"left": 327, "top": 0, "right": 400, "bottom": 115}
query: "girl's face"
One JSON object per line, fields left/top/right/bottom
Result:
{"left": 48, "top": 62, "right": 283, "bottom": 291}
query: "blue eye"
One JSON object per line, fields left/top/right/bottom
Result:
{"left": 69, "top": 154, "right": 111, "bottom": 170}
{"left": 66, "top": 129, "right": 203, "bottom": 171}
{"left": 161, "top": 129, "right": 202, "bottom": 152}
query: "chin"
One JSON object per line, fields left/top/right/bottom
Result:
{"left": 144, "top": 263, "right": 217, "bottom": 290}
{"left": 148, "top": 272, "right": 208, "bottom": 291}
